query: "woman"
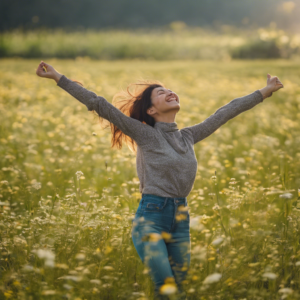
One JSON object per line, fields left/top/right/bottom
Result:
{"left": 36, "top": 61, "right": 283, "bottom": 300}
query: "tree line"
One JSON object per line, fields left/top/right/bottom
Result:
{"left": 1, "top": 0, "right": 299, "bottom": 31}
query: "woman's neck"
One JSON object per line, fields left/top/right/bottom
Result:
{"left": 154, "top": 112, "right": 177, "bottom": 123}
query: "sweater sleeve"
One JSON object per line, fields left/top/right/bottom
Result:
{"left": 181, "top": 90, "right": 264, "bottom": 144}
{"left": 57, "top": 75, "right": 156, "bottom": 147}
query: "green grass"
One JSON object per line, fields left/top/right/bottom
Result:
{"left": 1, "top": 27, "right": 300, "bottom": 60}
{"left": 0, "top": 58, "right": 300, "bottom": 299}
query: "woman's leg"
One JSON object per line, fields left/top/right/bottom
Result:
{"left": 166, "top": 237, "right": 191, "bottom": 299}
{"left": 166, "top": 200, "right": 191, "bottom": 299}
{"left": 131, "top": 195, "right": 190, "bottom": 299}
{"left": 132, "top": 217, "right": 175, "bottom": 299}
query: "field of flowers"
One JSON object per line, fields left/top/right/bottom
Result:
{"left": 0, "top": 58, "right": 300, "bottom": 299}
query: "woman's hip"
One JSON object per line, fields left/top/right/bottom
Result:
{"left": 132, "top": 193, "right": 190, "bottom": 236}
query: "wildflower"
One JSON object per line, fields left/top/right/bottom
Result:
{"left": 262, "top": 272, "right": 277, "bottom": 280}
{"left": 159, "top": 277, "right": 177, "bottom": 295}
{"left": 58, "top": 275, "right": 83, "bottom": 282}
{"left": 13, "top": 236, "right": 27, "bottom": 247}
{"left": 190, "top": 216, "right": 204, "bottom": 231}
{"left": 279, "top": 288, "right": 293, "bottom": 295}
{"left": 203, "top": 273, "right": 222, "bottom": 284}
{"left": 148, "top": 233, "right": 162, "bottom": 242}
{"left": 55, "top": 263, "right": 69, "bottom": 270}
{"left": 34, "top": 249, "right": 55, "bottom": 268}
{"left": 211, "top": 237, "right": 223, "bottom": 246}
{"left": 41, "top": 290, "right": 56, "bottom": 295}
{"left": 161, "top": 231, "right": 172, "bottom": 242}
{"left": 90, "top": 279, "right": 101, "bottom": 285}
{"left": 63, "top": 284, "right": 73, "bottom": 290}
{"left": 279, "top": 193, "right": 293, "bottom": 199}
{"left": 32, "top": 181, "right": 41, "bottom": 190}
{"left": 22, "top": 265, "right": 34, "bottom": 272}
{"left": 75, "top": 171, "right": 84, "bottom": 180}
{"left": 212, "top": 204, "right": 220, "bottom": 211}
{"left": 75, "top": 253, "right": 86, "bottom": 261}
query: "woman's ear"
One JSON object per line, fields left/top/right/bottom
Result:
{"left": 147, "top": 107, "right": 156, "bottom": 116}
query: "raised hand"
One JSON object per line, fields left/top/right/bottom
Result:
{"left": 259, "top": 74, "right": 284, "bottom": 100}
{"left": 36, "top": 61, "right": 62, "bottom": 83}
{"left": 267, "top": 73, "right": 284, "bottom": 93}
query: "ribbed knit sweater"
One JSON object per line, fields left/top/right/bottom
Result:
{"left": 57, "top": 75, "right": 264, "bottom": 198}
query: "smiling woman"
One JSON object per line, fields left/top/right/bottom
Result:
{"left": 36, "top": 60, "right": 284, "bottom": 300}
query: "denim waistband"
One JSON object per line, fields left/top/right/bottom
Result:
{"left": 142, "top": 193, "right": 187, "bottom": 201}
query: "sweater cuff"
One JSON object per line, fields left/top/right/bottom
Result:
{"left": 256, "top": 90, "right": 264, "bottom": 102}
{"left": 56, "top": 74, "right": 68, "bottom": 88}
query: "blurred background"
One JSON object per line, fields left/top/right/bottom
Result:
{"left": 1, "top": 0, "right": 300, "bottom": 60}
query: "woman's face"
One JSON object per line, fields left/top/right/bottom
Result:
{"left": 148, "top": 87, "right": 180, "bottom": 117}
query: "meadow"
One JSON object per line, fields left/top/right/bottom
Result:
{"left": 0, "top": 58, "right": 300, "bottom": 299}
{"left": 1, "top": 26, "right": 300, "bottom": 60}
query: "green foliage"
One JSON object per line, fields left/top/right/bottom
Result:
{"left": 231, "top": 39, "right": 281, "bottom": 59}
{"left": 1, "top": 27, "right": 300, "bottom": 61}
{"left": 0, "top": 59, "right": 300, "bottom": 299}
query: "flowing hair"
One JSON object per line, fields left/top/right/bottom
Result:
{"left": 97, "top": 80, "right": 164, "bottom": 153}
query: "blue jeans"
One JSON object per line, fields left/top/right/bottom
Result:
{"left": 131, "top": 194, "right": 191, "bottom": 300}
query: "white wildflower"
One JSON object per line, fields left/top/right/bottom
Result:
{"left": 279, "top": 193, "right": 293, "bottom": 199}
{"left": 22, "top": 265, "right": 34, "bottom": 272}
{"left": 90, "top": 279, "right": 101, "bottom": 285}
{"left": 75, "top": 171, "right": 84, "bottom": 180}
{"left": 203, "top": 273, "right": 222, "bottom": 284}
{"left": 190, "top": 216, "right": 204, "bottom": 231}
{"left": 75, "top": 253, "right": 86, "bottom": 261}
{"left": 13, "top": 236, "right": 27, "bottom": 247}
{"left": 32, "top": 181, "right": 41, "bottom": 190}
{"left": 262, "top": 272, "right": 277, "bottom": 280}
{"left": 211, "top": 237, "right": 223, "bottom": 246}
{"left": 279, "top": 288, "right": 293, "bottom": 294}
{"left": 34, "top": 249, "right": 55, "bottom": 268}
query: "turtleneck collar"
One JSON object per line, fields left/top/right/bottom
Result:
{"left": 154, "top": 122, "right": 178, "bottom": 132}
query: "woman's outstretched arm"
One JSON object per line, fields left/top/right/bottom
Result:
{"left": 181, "top": 74, "right": 284, "bottom": 144}
{"left": 36, "top": 61, "right": 157, "bottom": 147}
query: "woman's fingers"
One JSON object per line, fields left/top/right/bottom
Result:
{"left": 266, "top": 73, "right": 284, "bottom": 93}
{"left": 276, "top": 78, "right": 284, "bottom": 88}
{"left": 36, "top": 65, "right": 46, "bottom": 77}
{"left": 36, "top": 62, "right": 52, "bottom": 78}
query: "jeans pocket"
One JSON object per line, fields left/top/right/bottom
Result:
{"left": 142, "top": 198, "right": 167, "bottom": 212}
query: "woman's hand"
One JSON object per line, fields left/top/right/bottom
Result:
{"left": 259, "top": 74, "right": 284, "bottom": 100}
{"left": 267, "top": 73, "right": 284, "bottom": 92}
{"left": 36, "top": 61, "right": 63, "bottom": 83}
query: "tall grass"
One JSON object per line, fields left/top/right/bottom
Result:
{"left": 1, "top": 27, "right": 300, "bottom": 60}
{"left": 0, "top": 58, "right": 300, "bottom": 299}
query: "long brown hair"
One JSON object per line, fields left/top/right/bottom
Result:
{"left": 74, "top": 79, "right": 164, "bottom": 153}
{"left": 98, "top": 81, "right": 164, "bottom": 153}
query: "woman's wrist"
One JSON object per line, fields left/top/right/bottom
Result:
{"left": 259, "top": 86, "right": 273, "bottom": 100}
{"left": 53, "top": 72, "right": 63, "bottom": 83}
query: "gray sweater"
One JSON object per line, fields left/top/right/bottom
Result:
{"left": 57, "top": 75, "right": 264, "bottom": 198}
